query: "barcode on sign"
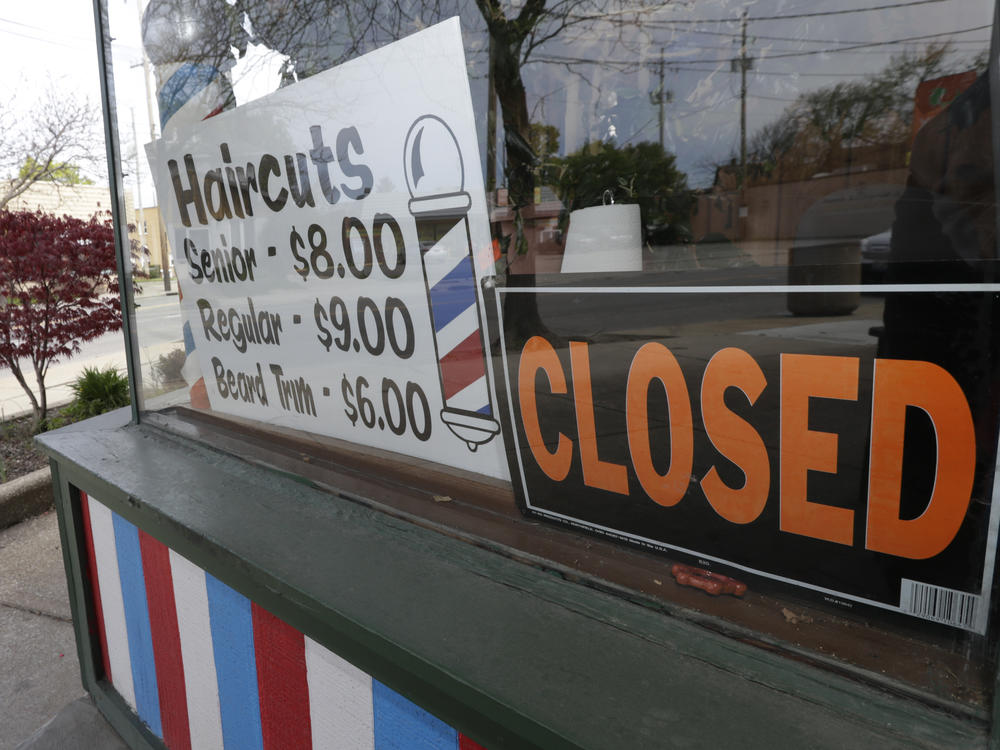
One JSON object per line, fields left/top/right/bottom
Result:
{"left": 900, "top": 579, "right": 981, "bottom": 632}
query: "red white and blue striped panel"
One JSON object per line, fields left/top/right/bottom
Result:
{"left": 80, "top": 491, "right": 488, "bottom": 750}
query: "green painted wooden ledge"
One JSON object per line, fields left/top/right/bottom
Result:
{"left": 38, "top": 410, "right": 992, "bottom": 750}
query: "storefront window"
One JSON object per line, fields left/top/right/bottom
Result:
{"left": 105, "top": 0, "right": 999, "bottom": 714}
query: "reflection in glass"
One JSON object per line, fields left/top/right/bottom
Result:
{"left": 135, "top": 0, "right": 995, "bottom": 282}
{"left": 108, "top": 0, "right": 999, "bottom": 710}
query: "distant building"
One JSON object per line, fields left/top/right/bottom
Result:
{"left": 135, "top": 205, "right": 170, "bottom": 278}
{"left": 4, "top": 181, "right": 149, "bottom": 273}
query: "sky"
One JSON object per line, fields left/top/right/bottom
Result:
{"left": 1, "top": 0, "right": 994, "bottom": 196}
{"left": 0, "top": 1, "right": 149, "bottom": 191}
{"left": 0, "top": 0, "right": 284, "bottom": 205}
{"left": 524, "top": 0, "right": 994, "bottom": 185}
{"left": 0, "top": 3, "right": 103, "bottom": 104}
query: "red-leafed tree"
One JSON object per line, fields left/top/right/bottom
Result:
{"left": 0, "top": 208, "right": 122, "bottom": 428}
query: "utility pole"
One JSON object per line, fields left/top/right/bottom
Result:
{"left": 135, "top": 0, "right": 171, "bottom": 292}
{"left": 657, "top": 48, "right": 665, "bottom": 148}
{"left": 130, "top": 108, "right": 148, "bottom": 278}
{"left": 136, "top": 0, "right": 158, "bottom": 144}
{"left": 486, "top": 35, "right": 497, "bottom": 194}
{"left": 731, "top": 10, "right": 752, "bottom": 236}
{"left": 649, "top": 47, "right": 670, "bottom": 149}
{"left": 739, "top": 11, "right": 748, "bottom": 195}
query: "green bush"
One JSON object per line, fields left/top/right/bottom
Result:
{"left": 62, "top": 366, "right": 130, "bottom": 421}
{"left": 154, "top": 348, "right": 187, "bottom": 388}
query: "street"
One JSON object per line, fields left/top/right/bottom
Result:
{"left": 0, "top": 287, "right": 184, "bottom": 420}
{"left": 0, "top": 258, "right": 890, "bottom": 423}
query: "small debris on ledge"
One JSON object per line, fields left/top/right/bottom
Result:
{"left": 781, "top": 607, "right": 814, "bottom": 625}
{"left": 671, "top": 563, "right": 747, "bottom": 597}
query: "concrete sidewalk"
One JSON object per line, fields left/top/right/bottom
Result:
{"left": 1, "top": 510, "right": 125, "bottom": 749}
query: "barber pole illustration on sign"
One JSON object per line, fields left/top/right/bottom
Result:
{"left": 405, "top": 115, "right": 500, "bottom": 452}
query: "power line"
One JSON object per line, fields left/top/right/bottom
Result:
{"left": 677, "top": 25, "right": 988, "bottom": 47}
{"left": 0, "top": 25, "right": 88, "bottom": 50}
{"left": 752, "top": 93, "right": 801, "bottom": 103}
{"left": 687, "top": 23, "right": 989, "bottom": 63}
{"left": 664, "top": 66, "right": 880, "bottom": 78}
{"left": 534, "top": 23, "right": 990, "bottom": 68}
{"left": 0, "top": 16, "right": 48, "bottom": 30}
{"left": 743, "top": 0, "right": 955, "bottom": 21}
{"left": 531, "top": 56, "right": 977, "bottom": 80}
{"left": 675, "top": 100, "right": 728, "bottom": 119}
{"left": 0, "top": 16, "right": 97, "bottom": 49}
{"left": 629, "top": 37, "right": 988, "bottom": 59}
{"left": 739, "top": 23, "right": 991, "bottom": 62}
{"left": 573, "top": 0, "right": 957, "bottom": 26}
{"left": 531, "top": 55, "right": 862, "bottom": 76}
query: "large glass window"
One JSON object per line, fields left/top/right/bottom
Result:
{"left": 105, "top": 0, "right": 1000, "bottom": 714}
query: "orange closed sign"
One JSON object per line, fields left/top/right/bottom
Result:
{"left": 492, "top": 287, "right": 997, "bottom": 633}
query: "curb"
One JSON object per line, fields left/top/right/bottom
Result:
{"left": 0, "top": 466, "right": 54, "bottom": 530}
{"left": 1, "top": 398, "right": 73, "bottom": 424}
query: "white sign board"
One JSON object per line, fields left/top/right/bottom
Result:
{"left": 148, "top": 19, "right": 509, "bottom": 480}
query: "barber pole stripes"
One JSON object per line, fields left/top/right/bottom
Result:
{"left": 180, "top": 316, "right": 203, "bottom": 389}
{"left": 420, "top": 218, "right": 491, "bottom": 417}
{"left": 153, "top": 50, "right": 234, "bottom": 409}
{"left": 155, "top": 62, "right": 234, "bottom": 132}
{"left": 112, "top": 514, "right": 163, "bottom": 738}
{"left": 440, "top": 331, "right": 491, "bottom": 413}
{"left": 86, "top": 496, "right": 135, "bottom": 710}
{"left": 177, "top": 283, "right": 210, "bottom": 409}
{"left": 373, "top": 681, "right": 459, "bottom": 748}
{"left": 80, "top": 492, "right": 487, "bottom": 749}
{"left": 140, "top": 529, "right": 190, "bottom": 748}
{"left": 205, "top": 574, "right": 263, "bottom": 749}
{"left": 253, "top": 604, "right": 313, "bottom": 748}
{"left": 404, "top": 115, "right": 499, "bottom": 450}
{"left": 304, "top": 636, "right": 375, "bottom": 749}
{"left": 169, "top": 549, "right": 224, "bottom": 750}
{"left": 415, "top": 214, "right": 500, "bottom": 451}
{"left": 80, "top": 490, "right": 113, "bottom": 684}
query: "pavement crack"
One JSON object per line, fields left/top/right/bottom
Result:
{"left": 0, "top": 599, "right": 72, "bottom": 623}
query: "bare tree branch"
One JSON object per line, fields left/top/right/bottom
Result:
{"left": 0, "top": 84, "right": 101, "bottom": 210}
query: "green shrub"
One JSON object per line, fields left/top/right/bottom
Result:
{"left": 154, "top": 348, "right": 187, "bottom": 388}
{"left": 62, "top": 366, "right": 130, "bottom": 422}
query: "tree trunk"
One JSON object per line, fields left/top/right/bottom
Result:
{"left": 3, "top": 359, "right": 42, "bottom": 429}
{"left": 35, "top": 369, "right": 48, "bottom": 428}
{"left": 488, "top": 20, "right": 549, "bottom": 345}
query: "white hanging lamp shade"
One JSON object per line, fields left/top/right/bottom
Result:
{"left": 560, "top": 202, "right": 643, "bottom": 273}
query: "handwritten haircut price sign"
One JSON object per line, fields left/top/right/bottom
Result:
{"left": 148, "top": 19, "right": 509, "bottom": 479}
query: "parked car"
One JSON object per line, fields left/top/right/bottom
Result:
{"left": 861, "top": 228, "right": 892, "bottom": 281}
